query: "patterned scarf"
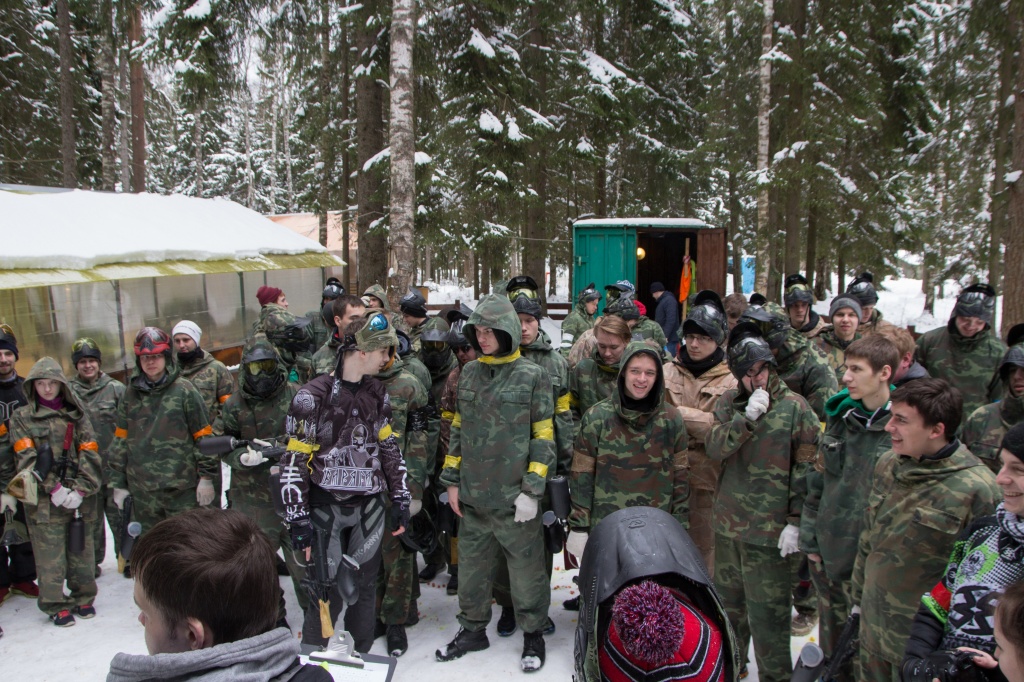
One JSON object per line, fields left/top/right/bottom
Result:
{"left": 997, "top": 503, "right": 1024, "bottom": 563}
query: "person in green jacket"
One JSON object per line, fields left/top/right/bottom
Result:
{"left": 436, "top": 294, "right": 555, "bottom": 672}
{"left": 9, "top": 357, "right": 103, "bottom": 626}
{"left": 310, "top": 295, "right": 367, "bottom": 377}
{"left": 570, "top": 315, "right": 633, "bottom": 433}
{"left": 799, "top": 335, "right": 898, "bottom": 682}
{"left": 604, "top": 295, "right": 669, "bottom": 351}
{"left": 68, "top": 338, "right": 125, "bottom": 574}
{"left": 962, "top": 325, "right": 1024, "bottom": 475}
{"left": 706, "top": 322, "right": 820, "bottom": 682}
{"left": 784, "top": 274, "right": 827, "bottom": 337}
{"left": 560, "top": 283, "right": 600, "bottom": 356}
{"left": 108, "top": 328, "right": 216, "bottom": 551}
{"left": 253, "top": 286, "right": 313, "bottom": 383}
{"left": 305, "top": 281, "right": 346, "bottom": 353}
{"left": 851, "top": 378, "right": 1000, "bottom": 682}
{"left": 812, "top": 295, "right": 863, "bottom": 383}
{"left": 915, "top": 283, "right": 1007, "bottom": 418}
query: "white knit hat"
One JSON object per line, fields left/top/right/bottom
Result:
{"left": 171, "top": 320, "right": 202, "bottom": 345}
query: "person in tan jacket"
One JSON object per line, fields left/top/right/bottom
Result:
{"left": 663, "top": 291, "right": 736, "bottom": 575}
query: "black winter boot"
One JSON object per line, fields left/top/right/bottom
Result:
{"left": 521, "top": 630, "right": 546, "bottom": 672}
{"left": 435, "top": 627, "right": 489, "bottom": 662}
{"left": 497, "top": 606, "right": 517, "bottom": 637}
{"left": 386, "top": 624, "right": 408, "bottom": 657}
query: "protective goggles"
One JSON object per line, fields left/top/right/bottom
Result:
{"left": 958, "top": 291, "right": 992, "bottom": 306}
{"left": 423, "top": 341, "right": 448, "bottom": 353}
{"left": 508, "top": 287, "right": 538, "bottom": 301}
{"left": 72, "top": 338, "right": 96, "bottom": 353}
{"left": 247, "top": 359, "right": 277, "bottom": 375}
{"left": 367, "top": 312, "right": 390, "bottom": 331}
{"left": 848, "top": 281, "right": 873, "bottom": 295}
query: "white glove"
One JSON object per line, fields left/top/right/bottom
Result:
{"left": 112, "top": 488, "right": 130, "bottom": 510}
{"left": 196, "top": 478, "right": 215, "bottom": 507}
{"left": 745, "top": 388, "right": 770, "bottom": 421}
{"left": 0, "top": 493, "right": 15, "bottom": 513}
{"left": 50, "top": 484, "right": 71, "bottom": 508}
{"left": 778, "top": 523, "right": 800, "bottom": 557}
{"left": 513, "top": 493, "right": 539, "bottom": 523}
{"left": 566, "top": 530, "right": 589, "bottom": 559}
{"left": 62, "top": 490, "right": 84, "bottom": 510}
{"left": 240, "top": 446, "right": 266, "bottom": 467}
{"left": 409, "top": 499, "right": 422, "bottom": 517}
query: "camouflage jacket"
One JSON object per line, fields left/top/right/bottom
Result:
{"left": 69, "top": 371, "right": 125, "bottom": 471}
{"left": 108, "top": 363, "right": 215, "bottom": 493}
{"left": 850, "top": 441, "right": 1000, "bottom": 664}
{"left": 776, "top": 328, "right": 839, "bottom": 421}
{"left": 377, "top": 356, "right": 432, "bottom": 500}
{"left": 311, "top": 332, "right": 342, "bottom": 378}
{"left": 632, "top": 316, "right": 668, "bottom": 350}
{"left": 915, "top": 323, "right": 1006, "bottom": 419}
{"left": 811, "top": 327, "right": 861, "bottom": 385}
{"left": 439, "top": 364, "right": 462, "bottom": 460}
{"left": 214, "top": 343, "right": 298, "bottom": 504}
{"left": 252, "top": 303, "right": 313, "bottom": 382}
{"left": 560, "top": 303, "right": 595, "bottom": 356}
{"left": 277, "top": 372, "right": 410, "bottom": 523}
{"left": 522, "top": 330, "right": 574, "bottom": 475}
{"left": 403, "top": 355, "right": 432, "bottom": 399}
{"left": 570, "top": 345, "right": 621, "bottom": 436}
{"left": 859, "top": 308, "right": 894, "bottom": 336}
{"left": 795, "top": 311, "right": 828, "bottom": 338}
{"left": 799, "top": 389, "right": 892, "bottom": 582}
{"left": 439, "top": 295, "right": 555, "bottom": 508}
{"left": 178, "top": 350, "right": 234, "bottom": 429}
{"left": 10, "top": 359, "right": 104, "bottom": 522}
{"left": 962, "top": 390, "right": 1024, "bottom": 475}
{"left": 706, "top": 370, "right": 820, "bottom": 547}
{"left": 663, "top": 356, "right": 736, "bottom": 492}
{"left": 305, "top": 307, "right": 333, "bottom": 352}
{"left": 569, "top": 343, "right": 689, "bottom": 531}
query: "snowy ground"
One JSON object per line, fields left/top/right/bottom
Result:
{"left": 0, "top": 523, "right": 817, "bottom": 681}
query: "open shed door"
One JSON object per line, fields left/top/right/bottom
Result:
{"left": 695, "top": 228, "right": 727, "bottom": 294}
{"left": 572, "top": 226, "right": 637, "bottom": 296}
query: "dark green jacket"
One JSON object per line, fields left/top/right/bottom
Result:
{"left": 69, "top": 371, "right": 125, "bottom": 471}
{"left": 916, "top": 322, "right": 1006, "bottom": 419}
{"left": 962, "top": 390, "right": 1024, "bottom": 475}
{"left": 377, "top": 356, "right": 432, "bottom": 500}
{"left": 522, "top": 330, "right": 574, "bottom": 475}
{"left": 560, "top": 302, "right": 595, "bottom": 356}
{"left": 776, "top": 328, "right": 839, "bottom": 421}
{"left": 570, "top": 346, "right": 621, "bottom": 436}
{"left": 178, "top": 350, "right": 234, "bottom": 429}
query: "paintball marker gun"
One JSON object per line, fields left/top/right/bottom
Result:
{"left": 117, "top": 495, "right": 142, "bottom": 574}
{"left": 199, "top": 435, "right": 288, "bottom": 462}
{"left": 57, "top": 423, "right": 86, "bottom": 556}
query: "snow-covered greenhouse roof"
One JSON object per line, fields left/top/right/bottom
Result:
{"left": 0, "top": 186, "right": 343, "bottom": 290}
{"left": 573, "top": 217, "right": 709, "bottom": 229}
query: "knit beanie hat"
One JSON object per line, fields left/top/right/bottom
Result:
{"left": 598, "top": 581, "right": 725, "bottom": 682}
{"left": 0, "top": 325, "right": 18, "bottom": 360}
{"left": 257, "top": 286, "right": 283, "bottom": 307}
{"left": 1003, "top": 423, "right": 1024, "bottom": 462}
{"left": 829, "top": 295, "right": 863, "bottom": 321}
{"left": 650, "top": 281, "right": 666, "bottom": 294}
{"left": 172, "top": 320, "right": 202, "bottom": 346}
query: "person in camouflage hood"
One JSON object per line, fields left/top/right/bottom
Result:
{"left": 9, "top": 357, "right": 103, "bottom": 625}
{"left": 213, "top": 334, "right": 306, "bottom": 625}
{"left": 706, "top": 323, "right": 820, "bottom": 682}
{"left": 305, "top": 281, "right": 346, "bottom": 353}
{"left": 784, "top": 274, "right": 827, "bottom": 337}
{"left": 570, "top": 316, "right": 634, "bottom": 434}
{"left": 108, "top": 327, "right": 216, "bottom": 551}
{"left": 663, "top": 291, "right": 736, "bottom": 575}
{"left": 310, "top": 295, "right": 367, "bottom": 378}
{"left": 799, "top": 335, "right": 898, "bottom": 682}
{"left": 915, "top": 283, "right": 1007, "bottom": 419}
{"left": 68, "top": 337, "right": 125, "bottom": 574}
{"left": 436, "top": 294, "right": 555, "bottom": 671}
{"left": 741, "top": 306, "right": 838, "bottom": 421}
{"left": 561, "top": 283, "right": 600, "bottom": 356}
{"left": 567, "top": 341, "right": 689, "bottom": 540}
{"left": 812, "top": 295, "right": 863, "bottom": 384}
{"left": 850, "top": 378, "right": 1000, "bottom": 682}
{"left": 252, "top": 287, "right": 314, "bottom": 384}
{"left": 962, "top": 325, "right": 1024, "bottom": 475}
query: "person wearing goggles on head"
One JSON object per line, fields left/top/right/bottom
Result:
{"left": 561, "top": 283, "right": 601, "bottom": 357}
{"left": 784, "top": 274, "right": 826, "bottom": 338}
{"left": 706, "top": 323, "right": 820, "bottom": 682}
{"left": 213, "top": 334, "right": 306, "bottom": 627}
{"left": 916, "top": 283, "right": 1008, "bottom": 418}
{"left": 604, "top": 294, "right": 669, "bottom": 353}
{"left": 311, "top": 295, "right": 367, "bottom": 379}
{"left": 274, "top": 312, "right": 411, "bottom": 653}
{"left": 845, "top": 272, "right": 893, "bottom": 336}
{"left": 306, "top": 281, "right": 347, "bottom": 352}
{"left": 400, "top": 289, "right": 430, "bottom": 350}
{"left": 68, "top": 338, "right": 126, "bottom": 579}
{"left": 663, "top": 291, "right": 737, "bottom": 576}
{"left": 963, "top": 324, "right": 1024, "bottom": 475}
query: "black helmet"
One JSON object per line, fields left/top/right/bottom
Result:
{"left": 739, "top": 306, "right": 789, "bottom": 350}
{"left": 1001, "top": 345, "right": 1024, "bottom": 382}
{"left": 577, "top": 282, "right": 601, "bottom": 304}
{"left": 399, "top": 289, "right": 428, "bottom": 318}
{"left": 399, "top": 510, "right": 439, "bottom": 555}
{"left": 447, "top": 319, "right": 470, "bottom": 349}
{"left": 953, "top": 283, "right": 996, "bottom": 325}
{"left": 420, "top": 317, "right": 453, "bottom": 370}
{"left": 511, "top": 292, "right": 542, "bottom": 320}
{"left": 71, "top": 337, "right": 102, "bottom": 366}
{"left": 604, "top": 295, "right": 640, "bottom": 321}
{"left": 727, "top": 322, "right": 777, "bottom": 382}
{"left": 242, "top": 338, "right": 284, "bottom": 397}
{"left": 445, "top": 302, "right": 474, "bottom": 325}
{"left": 506, "top": 275, "right": 540, "bottom": 298}
{"left": 847, "top": 272, "right": 879, "bottom": 306}
{"left": 682, "top": 291, "right": 728, "bottom": 345}
{"left": 396, "top": 330, "right": 413, "bottom": 358}
{"left": 604, "top": 280, "right": 635, "bottom": 302}
{"left": 783, "top": 274, "right": 814, "bottom": 307}
{"left": 321, "top": 283, "right": 345, "bottom": 302}
{"left": 1009, "top": 323, "right": 1024, "bottom": 349}
{"left": 749, "top": 292, "right": 767, "bottom": 306}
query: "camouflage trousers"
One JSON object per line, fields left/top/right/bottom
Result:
{"left": 457, "top": 502, "right": 549, "bottom": 634}
{"left": 93, "top": 483, "right": 121, "bottom": 567}
{"left": 228, "top": 486, "right": 309, "bottom": 618}
{"left": 809, "top": 559, "right": 855, "bottom": 682}
{"left": 493, "top": 540, "right": 554, "bottom": 609}
{"left": 375, "top": 529, "right": 421, "bottom": 624}
{"left": 25, "top": 496, "right": 98, "bottom": 616}
{"left": 690, "top": 487, "right": 715, "bottom": 577}
{"left": 715, "top": 535, "right": 793, "bottom": 682}
{"left": 131, "top": 486, "right": 199, "bottom": 539}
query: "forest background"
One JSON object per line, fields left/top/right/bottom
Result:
{"left": 3, "top": 0, "right": 1024, "bottom": 334}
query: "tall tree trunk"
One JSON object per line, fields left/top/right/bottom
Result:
{"left": 340, "top": 6, "right": 352, "bottom": 286}
{"left": 99, "top": 0, "right": 117, "bottom": 191}
{"left": 56, "top": 0, "right": 78, "bottom": 188}
{"left": 354, "top": 0, "right": 388, "bottom": 289}
{"left": 193, "top": 101, "right": 204, "bottom": 198}
{"left": 728, "top": 169, "right": 743, "bottom": 294}
{"left": 781, "top": 0, "right": 806, "bottom": 277}
{"left": 388, "top": 0, "right": 416, "bottom": 305}
{"left": 1005, "top": 3, "right": 1024, "bottom": 338}
{"left": 317, "top": 0, "right": 334, "bottom": 248}
{"left": 119, "top": 46, "right": 131, "bottom": 191}
{"left": 128, "top": 3, "right": 147, "bottom": 192}
{"left": 805, "top": 201, "right": 818, "bottom": 295}
{"left": 783, "top": 181, "right": 801, "bottom": 275}
{"left": 754, "top": 0, "right": 774, "bottom": 294}
{"left": 990, "top": 23, "right": 1017, "bottom": 289}
{"left": 523, "top": 2, "right": 549, "bottom": 306}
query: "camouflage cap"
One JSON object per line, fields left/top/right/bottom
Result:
{"left": 605, "top": 295, "right": 641, "bottom": 321}
{"left": 71, "top": 337, "right": 102, "bottom": 365}
{"left": 420, "top": 315, "right": 451, "bottom": 343}
{"left": 727, "top": 322, "right": 777, "bottom": 381}
{"left": 953, "top": 283, "right": 996, "bottom": 324}
{"left": 784, "top": 274, "right": 814, "bottom": 307}
{"left": 352, "top": 311, "right": 398, "bottom": 352}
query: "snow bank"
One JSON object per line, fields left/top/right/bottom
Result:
{"left": 1, "top": 189, "right": 328, "bottom": 271}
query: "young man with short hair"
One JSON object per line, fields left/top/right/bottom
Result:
{"left": 962, "top": 328, "right": 1024, "bottom": 474}
{"left": 874, "top": 324, "right": 929, "bottom": 388}
{"left": 800, "top": 335, "right": 898, "bottom": 682}
{"left": 107, "top": 508, "right": 330, "bottom": 681}
{"left": 851, "top": 378, "right": 1000, "bottom": 682}
{"left": 172, "top": 321, "right": 234, "bottom": 428}
{"left": 784, "top": 274, "right": 826, "bottom": 337}
{"left": 311, "top": 295, "right": 366, "bottom": 378}
{"left": 812, "top": 295, "right": 863, "bottom": 383}
{"left": 570, "top": 316, "right": 633, "bottom": 430}
{"left": 560, "top": 283, "right": 601, "bottom": 356}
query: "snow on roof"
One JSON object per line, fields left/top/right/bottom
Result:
{"left": 573, "top": 217, "right": 709, "bottom": 229}
{"left": 1, "top": 188, "right": 331, "bottom": 271}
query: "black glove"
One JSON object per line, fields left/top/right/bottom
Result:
{"left": 901, "top": 650, "right": 991, "bottom": 682}
{"left": 408, "top": 406, "right": 429, "bottom": 432}
{"left": 390, "top": 500, "right": 411, "bottom": 532}
{"left": 289, "top": 520, "right": 313, "bottom": 552}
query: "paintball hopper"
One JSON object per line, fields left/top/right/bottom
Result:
{"left": 1, "top": 510, "right": 26, "bottom": 547}
{"left": 6, "top": 469, "right": 38, "bottom": 506}
{"left": 199, "top": 435, "right": 245, "bottom": 457}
